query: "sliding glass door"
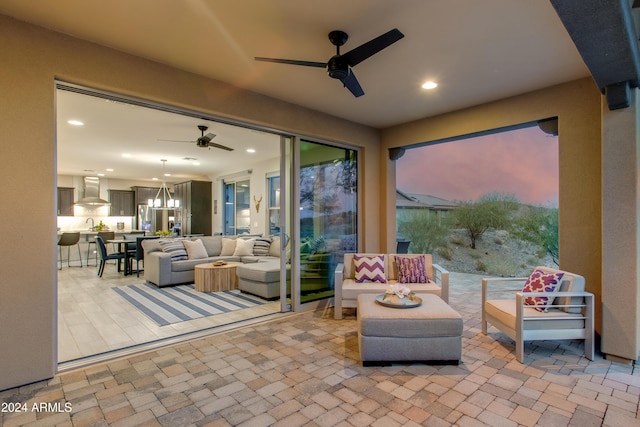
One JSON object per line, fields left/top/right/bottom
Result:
{"left": 297, "top": 140, "right": 357, "bottom": 304}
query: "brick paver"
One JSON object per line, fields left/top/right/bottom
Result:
{"left": 1, "top": 272, "right": 639, "bottom": 426}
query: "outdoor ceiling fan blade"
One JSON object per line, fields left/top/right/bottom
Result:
{"left": 341, "top": 70, "right": 364, "bottom": 97}
{"left": 341, "top": 28, "right": 404, "bottom": 67}
{"left": 206, "top": 141, "right": 234, "bottom": 151}
{"left": 255, "top": 57, "right": 327, "bottom": 68}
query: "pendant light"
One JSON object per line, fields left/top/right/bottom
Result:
{"left": 148, "top": 159, "right": 179, "bottom": 209}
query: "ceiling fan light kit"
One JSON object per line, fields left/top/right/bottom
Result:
{"left": 255, "top": 28, "right": 404, "bottom": 97}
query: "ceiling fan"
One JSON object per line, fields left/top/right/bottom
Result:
{"left": 159, "top": 125, "right": 234, "bottom": 151}
{"left": 255, "top": 28, "right": 404, "bottom": 97}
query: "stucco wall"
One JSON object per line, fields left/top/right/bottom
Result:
{"left": 380, "top": 78, "right": 603, "bottom": 334}
{"left": 601, "top": 93, "right": 640, "bottom": 361}
{"left": 0, "top": 14, "right": 380, "bottom": 391}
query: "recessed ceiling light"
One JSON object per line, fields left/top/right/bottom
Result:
{"left": 152, "top": 177, "right": 158, "bottom": 181}
{"left": 247, "top": 148, "right": 256, "bottom": 153}
{"left": 422, "top": 81, "right": 438, "bottom": 90}
{"left": 193, "top": 162, "right": 200, "bottom": 166}
{"left": 122, "top": 153, "right": 132, "bottom": 158}
{"left": 106, "top": 168, "right": 114, "bottom": 172}
{"left": 97, "top": 173, "right": 105, "bottom": 177}
{"left": 67, "top": 120, "right": 84, "bottom": 126}
{"left": 164, "top": 173, "right": 171, "bottom": 177}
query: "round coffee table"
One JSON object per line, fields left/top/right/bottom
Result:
{"left": 194, "top": 262, "right": 243, "bottom": 292}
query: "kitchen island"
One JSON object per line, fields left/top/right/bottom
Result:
{"left": 57, "top": 229, "right": 148, "bottom": 267}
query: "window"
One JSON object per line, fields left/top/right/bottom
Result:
{"left": 223, "top": 179, "right": 251, "bottom": 235}
{"left": 268, "top": 175, "right": 280, "bottom": 235}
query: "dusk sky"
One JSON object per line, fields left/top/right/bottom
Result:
{"left": 396, "top": 126, "right": 559, "bottom": 206}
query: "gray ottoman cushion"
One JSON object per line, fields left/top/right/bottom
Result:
{"left": 236, "top": 261, "right": 280, "bottom": 282}
{"left": 357, "top": 293, "right": 463, "bottom": 365}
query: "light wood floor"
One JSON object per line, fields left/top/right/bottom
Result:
{"left": 57, "top": 260, "right": 282, "bottom": 363}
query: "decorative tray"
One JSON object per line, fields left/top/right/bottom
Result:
{"left": 375, "top": 294, "right": 422, "bottom": 308}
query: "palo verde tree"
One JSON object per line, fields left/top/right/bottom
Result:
{"left": 453, "top": 192, "right": 519, "bottom": 249}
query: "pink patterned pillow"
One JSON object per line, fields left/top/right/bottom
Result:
{"left": 354, "top": 255, "right": 386, "bottom": 283}
{"left": 396, "top": 255, "right": 429, "bottom": 283}
{"left": 522, "top": 269, "right": 565, "bottom": 312}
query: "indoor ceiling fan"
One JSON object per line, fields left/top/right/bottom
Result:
{"left": 158, "top": 125, "right": 234, "bottom": 151}
{"left": 255, "top": 28, "right": 404, "bottom": 97}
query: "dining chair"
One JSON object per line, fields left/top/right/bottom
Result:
{"left": 123, "top": 232, "right": 145, "bottom": 274}
{"left": 57, "top": 232, "right": 82, "bottom": 269}
{"left": 95, "top": 236, "right": 125, "bottom": 277}
{"left": 86, "top": 231, "right": 115, "bottom": 266}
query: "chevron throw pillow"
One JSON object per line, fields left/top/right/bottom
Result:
{"left": 354, "top": 254, "right": 386, "bottom": 283}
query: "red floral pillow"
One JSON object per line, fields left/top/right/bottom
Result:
{"left": 522, "top": 269, "right": 565, "bottom": 312}
{"left": 396, "top": 255, "right": 429, "bottom": 283}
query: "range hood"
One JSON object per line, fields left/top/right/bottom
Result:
{"left": 75, "top": 176, "right": 111, "bottom": 206}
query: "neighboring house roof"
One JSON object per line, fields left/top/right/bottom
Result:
{"left": 396, "top": 189, "right": 458, "bottom": 211}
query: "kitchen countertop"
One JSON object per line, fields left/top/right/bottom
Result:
{"left": 57, "top": 229, "right": 147, "bottom": 237}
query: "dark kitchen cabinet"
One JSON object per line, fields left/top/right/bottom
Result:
{"left": 109, "top": 190, "right": 135, "bottom": 216}
{"left": 57, "top": 187, "right": 75, "bottom": 216}
{"left": 173, "top": 180, "right": 212, "bottom": 236}
{"left": 131, "top": 186, "right": 161, "bottom": 205}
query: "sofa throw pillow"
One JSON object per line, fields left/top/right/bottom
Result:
{"left": 233, "top": 238, "right": 255, "bottom": 256}
{"left": 253, "top": 238, "right": 272, "bottom": 256}
{"left": 269, "top": 236, "right": 281, "bottom": 257}
{"left": 354, "top": 254, "right": 386, "bottom": 283}
{"left": 183, "top": 239, "right": 208, "bottom": 260}
{"left": 159, "top": 239, "right": 188, "bottom": 261}
{"left": 396, "top": 255, "right": 429, "bottom": 283}
{"left": 220, "top": 238, "right": 236, "bottom": 256}
{"left": 522, "top": 269, "right": 565, "bottom": 312}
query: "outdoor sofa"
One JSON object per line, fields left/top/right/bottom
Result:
{"left": 334, "top": 253, "right": 449, "bottom": 319}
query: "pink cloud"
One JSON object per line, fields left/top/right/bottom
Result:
{"left": 396, "top": 126, "right": 558, "bottom": 206}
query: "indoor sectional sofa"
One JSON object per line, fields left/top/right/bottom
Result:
{"left": 142, "top": 235, "right": 281, "bottom": 287}
{"left": 334, "top": 253, "right": 450, "bottom": 319}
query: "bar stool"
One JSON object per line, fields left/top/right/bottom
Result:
{"left": 58, "top": 232, "right": 82, "bottom": 269}
{"left": 86, "top": 231, "right": 115, "bottom": 266}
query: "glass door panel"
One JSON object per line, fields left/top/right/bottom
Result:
{"left": 298, "top": 140, "right": 357, "bottom": 304}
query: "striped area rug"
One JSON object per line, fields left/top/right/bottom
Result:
{"left": 113, "top": 283, "right": 267, "bottom": 326}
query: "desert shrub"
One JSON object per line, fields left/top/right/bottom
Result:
{"left": 450, "top": 235, "right": 465, "bottom": 246}
{"left": 527, "top": 256, "right": 540, "bottom": 265}
{"left": 475, "top": 260, "right": 487, "bottom": 272}
{"left": 437, "top": 246, "right": 454, "bottom": 260}
{"left": 397, "top": 210, "right": 452, "bottom": 254}
{"left": 485, "top": 255, "right": 521, "bottom": 277}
